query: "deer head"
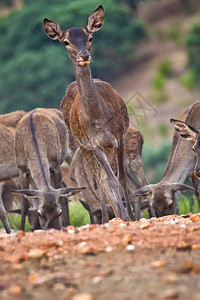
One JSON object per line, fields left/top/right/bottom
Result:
{"left": 43, "top": 5, "right": 104, "bottom": 66}
{"left": 131, "top": 183, "right": 194, "bottom": 217}
{"left": 170, "top": 118, "right": 200, "bottom": 179}
{"left": 12, "top": 187, "right": 85, "bottom": 229}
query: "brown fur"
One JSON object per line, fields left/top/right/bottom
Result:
{"left": 0, "top": 110, "right": 26, "bottom": 233}
{"left": 70, "top": 127, "right": 147, "bottom": 222}
{"left": 44, "top": 6, "right": 133, "bottom": 221}
{"left": 15, "top": 108, "right": 70, "bottom": 230}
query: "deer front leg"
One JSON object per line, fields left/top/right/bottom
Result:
{"left": 0, "top": 196, "right": 11, "bottom": 234}
{"left": 20, "top": 174, "right": 30, "bottom": 231}
{"left": 117, "top": 141, "right": 135, "bottom": 221}
{"left": 51, "top": 167, "right": 70, "bottom": 227}
{"left": 95, "top": 181, "right": 109, "bottom": 224}
{"left": 92, "top": 146, "right": 129, "bottom": 221}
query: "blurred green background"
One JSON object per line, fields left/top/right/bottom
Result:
{"left": 1, "top": 0, "right": 200, "bottom": 192}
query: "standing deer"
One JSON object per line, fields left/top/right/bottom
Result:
{"left": 44, "top": 5, "right": 134, "bottom": 221}
{"left": 14, "top": 108, "right": 84, "bottom": 230}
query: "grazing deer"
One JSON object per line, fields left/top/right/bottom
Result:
{"left": 0, "top": 110, "right": 26, "bottom": 233}
{"left": 171, "top": 101, "right": 200, "bottom": 207}
{"left": 14, "top": 108, "right": 84, "bottom": 230}
{"left": 130, "top": 104, "right": 196, "bottom": 217}
{"left": 44, "top": 5, "right": 134, "bottom": 221}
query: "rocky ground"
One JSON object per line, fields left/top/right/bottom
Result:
{"left": 0, "top": 213, "right": 200, "bottom": 300}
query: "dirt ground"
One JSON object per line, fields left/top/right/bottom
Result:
{"left": 0, "top": 214, "right": 200, "bottom": 300}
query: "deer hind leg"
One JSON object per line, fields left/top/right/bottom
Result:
{"left": 92, "top": 146, "right": 129, "bottom": 221}
{"left": 117, "top": 141, "right": 135, "bottom": 221}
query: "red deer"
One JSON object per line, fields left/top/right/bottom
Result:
{"left": 14, "top": 108, "right": 84, "bottom": 230}
{"left": 44, "top": 5, "right": 134, "bottom": 221}
{"left": 131, "top": 104, "right": 196, "bottom": 217}
{"left": 0, "top": 110, "right": 26, "bottom": 233}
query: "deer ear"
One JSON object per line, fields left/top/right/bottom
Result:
{"left": 11, "top": 189, "right": 40, "bottom": 200}
{"left": 86, "top": 5, "right": 104, "bottom": 33}
{"left": 59, "top": 187, "right": 85, "bottom": 198}
{"left": 171, "top": 183, "right": 195, "bottom": 193}
{"left": 130, "top": 185, "right": 153, "bottom": 200}
{"left": 44, "top": 18, "right": 63, "bottom": 40}
{"left": 170, "top": 118, "right": 198, "bottom": 141}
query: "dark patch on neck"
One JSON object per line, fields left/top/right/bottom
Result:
{"left": 29, "top": 109, "right": 50, "bottom": 191}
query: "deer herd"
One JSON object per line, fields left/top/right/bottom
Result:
{"left": 0, "top": 5, "right": 199, "bottom": 233}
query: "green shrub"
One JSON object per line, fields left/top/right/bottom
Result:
{"left": 179, "top": 71, "right": 196, "bottom": 90}
{"left": 158, "top": 60, "right": 172, "bottom": 77}
{"left": 142, "top": 143, "right": 171, "bottom": 183}
{"left": 186, "top": 22, "right": 200, "bottom": 85}
{"left": 0, "top": 0, "right": 146, "bottom": 113}
{"left": 69, "top": 200, "right": 91, "bottom": 227}
{"left": 178, "top": 195, "right": 199, "bottom": 215}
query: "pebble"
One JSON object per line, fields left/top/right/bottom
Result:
{"left": 27, "top": 249, "right": 45, "bottom": 259}
{"left": 9, "top": 285, "right": 22, "bottom": 295}
{"left": 72, "top": 292, "right": 94, "bottom": 300}
{"left": 126, "top": 245, "right": 135, "bottom": 251}
{"left": 151, "top": 260, "right": 166, "bottom": 269}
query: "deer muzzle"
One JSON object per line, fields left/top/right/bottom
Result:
{"left": 77, "top": 50, "right": 92, "bottom": 66}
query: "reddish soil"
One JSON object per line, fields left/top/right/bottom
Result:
{"left": 1, "top": 214, "right": 200, "bottom": 300}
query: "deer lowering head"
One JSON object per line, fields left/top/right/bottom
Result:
{"left": 130, "top": 182, "right": 194, "bottom": 217}
{"left": 44, "top": 5, "right": 104, "bottom": 66}
{"left": 14, "top": 108, "right": 84, "bottom": 230}
{"left": 170, "top": 118, "right": 200, "bottom": 179}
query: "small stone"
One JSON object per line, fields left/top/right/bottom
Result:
{"left": 67, "top": 287, "right": 76, "bottom": 296}
{"left": 92, "top": 276, "right": 102, "bottom": 284}
{"left": 190, "top": 213, "right": 200, "bottom": 222}
{"left": 72, "top": 293, "right": 94, "bottom": 300}
{"left": 105, "top": 246, "right": 112, "bottom": 252}
{"left": 126, "top": 245, "right": 135, "bottom": 251}
{"left": 164, "top": 273, "right": 179, "bottom": 283}
{"left": 140, "top": 223, "right": 152, "bottom": 229}
{"left": 27, "top": 249, "right": 45, "bottom": 259}
{"left": 161, "top": 289, "right": 179, "bottom": 299}
{"left": 17, "top": 230, "right": 25, "bottom": 237}
{"left": 151, "top": 260, "right": 166, "bottom": 269}
{"left": 176, "top": 261, "right": 199, "bottom": 274}
{"left": 122, "top": 234, "right": 132, "bottom": 246}
{"left": 192, "top": 244, "right": 200, "bottom": 250}
{"left": 53, "top": 283, "right": 65, "bottom": 290}
{"left": 12, "top": 263, "right": 23, "bottom": 270}
{"left": 28, "top": 274, "right": 39, "bottom": 284}
{"left": 9, "top": 285, "right": 22, "bottom": 295}
{"left": 79, "top": 246, "right": 94, "bottom": 255}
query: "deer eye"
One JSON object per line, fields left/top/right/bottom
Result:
{"left": 88, "top": 37, "right": 93, "bottom": 42}
{"left": 64, "top": 41, "right": 70, "bottom": 46}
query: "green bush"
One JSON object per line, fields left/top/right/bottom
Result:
{"left": 179, "top": 71, "right": 196, "bottom": 90}
{"left": 142, "top": 143, "right": 171, "bottom": 183}
{"left": 158, "top": 60, "right": 172, "bottom": 77}
{"left": 0, "top": 0, "right": 146, "bottom": 113}
{"left": 186, "top": 22, "right": 200, "bottom": 85}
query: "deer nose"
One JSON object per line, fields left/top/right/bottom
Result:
{"left": 79, "top": 50, "right": 90, "bottom": 61}
{"left": 194, "top": 168, "right": 200, "bottom": 178}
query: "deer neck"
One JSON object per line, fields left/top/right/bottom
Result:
{"left": 74, "top": 64, "right": 103, "bottom": 117}
{"left": 161, "top": 138, "right": 196, "bottom": 184}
